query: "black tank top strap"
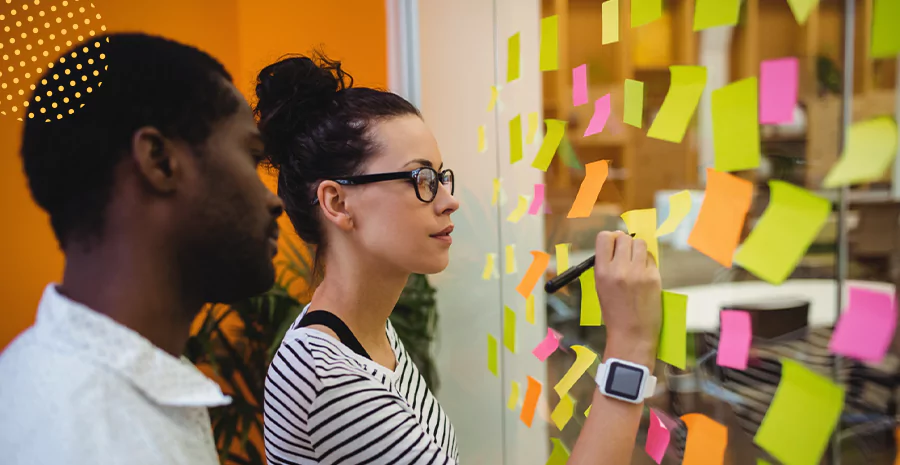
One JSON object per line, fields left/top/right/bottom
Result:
{"left": 295, "top": 310, "right": 372, "bottom": 360}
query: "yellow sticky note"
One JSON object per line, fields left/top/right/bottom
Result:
{"left": 503, "top": 306, "right": 517, "bottom": 353}
{"left": 621, "top": 208, "right": 659, "bottom": 265}
{"left": 551, "top": 394, "right": 575, "bottom": 431}
{"left": 532, "top": 119, "right": 567, "bottom": 171}
{"left": 507, "top": 195, "right": 529, "bottom": 223}
{"left": 647, "top": 66, "right": 707, "bottom": 143}
{"left": 682, "top": 414, "right": 728, "bottom": 464}
{"left": 713, "top": 77, "right": 760, "bottom": 172}
{"left": 487, "top": 86, "right": 499, "bottom": 112}
{"left": 624, "top": 79, "right": 644, "bottom": 128}
{"left": 508, "top": 381, "right": 521, "bottom": 411}
{"left": 526, "top": 294, "right": 535, "bottom": 325}
{"left": 555, "top": 243, "right": 571, "bottom": 274}
{"left": 579, "top": 271, "right": 602, "bottom": 326}
{"left": 510, "top": 114, "right": 523, "bottom": 164}
{"left": 487, "top": 334, "right": 499, "bottom": 376}
{"left": 602, "top": 0, "right": 619, "bottom": 45}
{"left": 786, "top": 0, "right": 820, "bottom": 25}
{"left": 547, "top": 438, "right": 571, "bottom": 465}
{"left": 526, "top": 112, "right": 540, "bottom": 144}
{"left": 755, "top": 359, "right": 845, "bottom": 465}
{"left": 507, "top": 32, "right": 521, "bottom": 82}
{"left": 491, "top": 178, "right": 501, "bottom": 206}
{"left": 656, "top": 190, "right": 692, "bottom": 236}
{"left": 694, "top": 0, "right": 741, "bottom": 31}
{"left": 584, "top": 405, "right": 592, "bottom": 417}
{"left": 478, "top": 125, "right": 487, "bottom": 153}
{"left": 505, "top": 244, "right": 517, "bottom": 274}
{"left": 658, "top": 291, "right": 687, "bottom": 369}
{"left": 735, "top": 181, "right": 829, "bottom": 285}
{"left": 872, "top": 0, "right": 900, "bottom": 58}
{"left": 554, "top": 345, "right": 597, "bottom": 398}
{"left": 823, "top": 117, "right": 899, "bottom": 188}
{"left": 632, "top": 0, "right": 662, "bottom": 27}
{"left": 482, "top": 253, "right": 498, "bottom": 280}
{"left": 540, "top": 15, "right": 559, "bottom": 71}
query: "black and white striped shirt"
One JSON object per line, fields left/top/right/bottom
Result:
{"left": 264, "top": 313, "right": 459, "bottom": 465}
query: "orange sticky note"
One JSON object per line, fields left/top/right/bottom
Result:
{"left": 520, "top": 375, "right": 542, "bottom": 428}
{"left": 516, "top": 251, "right": 551, "bottom": 299}
{"left": 688, "top": 169, "right": 753, "bottom": 267}
{"left": 681, "top": 414, "right": 728, "bottom": 465}
{"left": 894, "top": 427, "right": 900, "bottom": 465}
{"left": 567, "top": 160, "right": 610, "bottom": 218}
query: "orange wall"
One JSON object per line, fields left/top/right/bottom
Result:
{"left": 0, "top": 0, "right": 387, "bottom": 350}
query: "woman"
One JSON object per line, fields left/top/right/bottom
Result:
{"left": 257, "top": 53, "right": 662, "bottom": 465}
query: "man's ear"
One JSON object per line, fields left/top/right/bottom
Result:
{"left": 317, "top": 180, "right": 354, "bottom": 232}
{"left": 131, "top": 127, "right": 180, "bottom": 193}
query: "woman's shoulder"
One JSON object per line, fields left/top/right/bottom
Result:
{"left": 273, "top": 328, "right": 375, "bottom": 383}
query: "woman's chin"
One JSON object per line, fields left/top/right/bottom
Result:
{"left": 413, "top": 255, "right": 450, "bottom": 275}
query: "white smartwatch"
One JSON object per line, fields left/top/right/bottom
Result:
{"left": 595, "top": 358, "right": 657, "bottom": 404}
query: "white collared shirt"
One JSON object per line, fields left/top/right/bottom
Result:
{"left": 0, "top": 285, "right": 231, "bottom": 465}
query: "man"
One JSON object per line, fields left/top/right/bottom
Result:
{"left": 0, "top": 33, "right": 284, "bottom": 464}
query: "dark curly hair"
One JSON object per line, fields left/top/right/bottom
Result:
{"left": 21, "top": 33, "right": 240, "bottom": 249}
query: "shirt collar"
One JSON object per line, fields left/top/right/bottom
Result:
{"left": 33, "top": 284, "right": 231, "bottom": 408}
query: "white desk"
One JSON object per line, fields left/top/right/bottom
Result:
{"left": 669, "top": 279, "right": 896, "bottom": 332}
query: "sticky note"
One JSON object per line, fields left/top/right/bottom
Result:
{"left": 507, "top": 32, "right": 521, "bottom": 82}
{"left": 823, "top": 117, "right": 899, "bottom": 188}
{"left": 681, "top": 414, "right": 728, "bottom": 464}
{"left": 554, "top": 345, "right": 598, "bottom": 397}
{"left": 712, "top": 77, "right": 760, "bottom": 172}
{"left": 520, "top": 376, "right": 542, "bottom": 427}
{"left": 487, "top": 85, "right": 499, "bottom": 112}
{"left": 579, "top": 270, "right": 602, "bottom": 326}
{"left": 688, "top": 169, "right": 753, "bottom": 267}
{"left": 758, "top": 461, "right": 772, "bottom": 465}
{"left": 532, "top": 119, "right": 567, "bottom": 171}
{"left": 624, "top": 79, "right": 644, "bottom": 128}
{"left": 573, "top": 64, "right": 588, "bottom": 106}
{"left": 787, "top": 0, "right": 820, "bottom": 25}
{"left": 487, "top": 334, "right": 499, "bottom": 376}
{"left": 693, "top": 0, "right": 740, "bottom": 31}
{"left": 482, "top": 253, "right": 498, "bottom": 280}
{"left": 584, "top": 94, "right": 612, "bottom": 137}
{"left": 829, "top": 287, "right": 897, "bottom": 363}
{"left": 505, "top": 244, "right": 517, "bottom": 274}
{"left": 584, "top": 405, "right": 592, "bottom": 417}
{"left": 551, "top": 394, "right": 575, "bottom": 431}
{"left": 760, "top": 58, "right": 798, "bottom": 125}
{"left": 504, "top": 306, "right": 517, "bottom": 353}
{"left": 555, "top": 243, "right": 571, "bottom": 274}
{"left": 658, "top": 291, "right": 687, "bottom": 369}
{"left": 516, "top": 251, "right": 551, "bottom": 299}
{"left": 656, "top": 190, "right": 692, "bottom": 236}
{"left": 547, "top": 438, "right": 571, "bottom": 465}
{"left": 508, "top": 381, "right": 520, "bottom": 411}
{"left": 533, "top": 328, "right": 563, "bottom": 361}
{"left": 510, "top": 114, "right": 523, "bottom": 164}
{"left": 567, "top": 160, "right": 609, "bottom": 218}
{"left": 526, "top": 294, "right": 536, "bottom": 325}
{"left": 872, "top": 0, "right": 900, "bottom": 58}
{"left": 507, "top": 195, "right": 529, "bottom": 223}
{"left": 632, "top": 0, "right": 662, "bottom": 27}
{"left": 717, "top": 310, "right": 752, "bottom": 370}
{"left": 540, "top": 15, "right": 559, "bottom": 71}
{"left": 602, "top": 0, "right": 619, "bottom": 45}
{"left": 478, "top": 125, "right": 487, "bottom": 153}
{"left": 558, "top": 137, "right": 583, "bottom": 170}
{"left": 734, "top": 181, "right": 829, "bottom": 284}
{"left": 647, "top": 66, "right": 707, "bottom": 143}
{"left": 528, "top": 184, "right": 545, "bottom": 215}
{"left": 526, "top": 112, "right": 540, "bottom": 144}
{"left": 622, "top": 208, "right": 659, "bottom": 265}
{"left": 646, "top": 409, "right": 670, "bottom": 464}
{"left": 754, "top": 359, "right": 845, "bottom": 465}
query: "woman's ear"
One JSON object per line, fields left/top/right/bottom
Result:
{"left": 317, "top": 180, "right": 354, "bottom": 232}
{"left": 131, "top": 126, "right": 180, "bottom": 193}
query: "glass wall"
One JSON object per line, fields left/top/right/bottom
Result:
{"left": 416, "top": 0, "right": 899, "bottom": 463}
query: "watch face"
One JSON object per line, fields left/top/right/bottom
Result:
{"left": 604, "top": 362, "right": 644, "bottom": 402}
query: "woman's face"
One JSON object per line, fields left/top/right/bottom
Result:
{"left": 342, "top": 114, "right": 459, "bottom": 275}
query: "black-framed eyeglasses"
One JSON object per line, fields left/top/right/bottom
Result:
{"left": 314, "top": 167, "right": 455, "bottom": 204}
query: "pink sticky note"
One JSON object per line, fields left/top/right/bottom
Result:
{"left": 717, "top": 310, "right": 752, "bottom": 370}
{"left": 760, "top": 57, "right": 798, "bottom": 124}
{"left": 583, "top": 94, "right": 611, "bottom": 137}
{"left": 829, "top": 287, "right": 897, "bottom": 363}
{"left": 532, "top": 328, "right": 563, "bottom": 361}
{"left": 573, "top": 64, "right": 588, "bottom": 107}
{"left": 528, "top": 184, "right": 545, "bottom": 215}
{"left": 646, "top": 409, "right": 670, "bottom": 464}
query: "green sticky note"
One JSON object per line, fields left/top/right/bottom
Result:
{"left": 579, "top": 270, "right": 602, "bottom": 326}
{"left": 532, "top": 119, "right": 567, "bottom": 171}
{"left": 487, "top": 334, "right": 498, "bottom": 376}
{"left": 547, "top": 438, "right": 571, "bottom": 465}
{"left": 754, "top": 359, "right": 845, "bottom": 465}
{"left": 734, "top": 181, "right": 830, "bottom": 285}
{"left": 647, "top": 66, "right": 707, "bottom": 143}
{"left": 658, "top": 291, "right": 687, "bottom": 369}
{"left": 712, "top": 77, "right": 760, "bottom": 172}
{"left": 824, "top": 117, "right": 898, "bottom": 188}
{"left": 787, "top": 0, "right": 820, "bottom": 25}
{"left": 558, "top": 136, "right": 583, "bottom": 170}
{"left": 872, "top": 0, "right": 900, "bottom": 58}
{"left": 632, "top": 0, "right": 662, "bottom": 28}
{"left": 694, "top": 0, "right": 740, "bottom": 31}
{"left": 540, "top": 15, "right": 559, "bottom": 71}
{"left": 509, "top": 114, "right": 523, "bottom": 164}
{"left": 757, "top": 460, "right": 773, "bottom": 465}
{"left": 624, "top": 79, "right": 644, "bottom": 128}
{"left": 507, "top": 32, "right": 521, "bottom": 82}
{"left": 503, "top": 306, "right": 517, "bottom": 353}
